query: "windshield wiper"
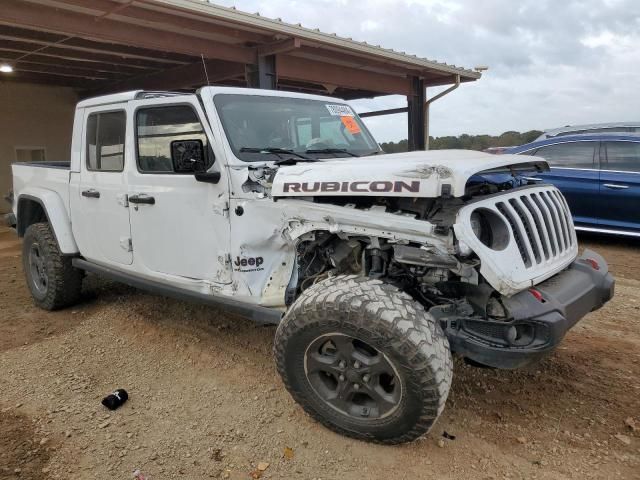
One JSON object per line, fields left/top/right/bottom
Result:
{"left": 305, "top": 148, "right": 360, "bottom": 157}
{"left": 239, "top": 147, "right": 312, "bottom": 160}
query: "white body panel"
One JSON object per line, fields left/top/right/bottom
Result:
{"left": 9, "top": 86, "right": 576, "bottom": 309}
{"left": 11, "top": 164, "right": 78, "bottom": 254}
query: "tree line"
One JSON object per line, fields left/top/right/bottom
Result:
{"left": 379, "top": 130, "right": 542, "bottom": 153}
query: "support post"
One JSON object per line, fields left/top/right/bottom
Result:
{"left": 424, "top": 74, "right": 461, "bottom": 150}
{"left": 246, "top": 54, "right": 276, "bottom": 89}
{"left": 407, "top": 76, "right": 425, "bottom": 151}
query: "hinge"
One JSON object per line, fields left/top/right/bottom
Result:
{"left": 217, "top": 252, "right": 232, "bottom": 268}
{"left": 117, "top": 194, "right": 129, "bottom": 208}
{"left": 120, "top": 237, "right": 133, "bottom": 252}
{"left": 213, "top": 201, "right": 229, "bottom": 217}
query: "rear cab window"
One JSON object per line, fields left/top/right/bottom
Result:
{"left": 86, "top": 111, "right": 126, "bottom": 172}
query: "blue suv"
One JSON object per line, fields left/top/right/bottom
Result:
{"left": 505, "top": 134, "right": 640, "bottom": 237}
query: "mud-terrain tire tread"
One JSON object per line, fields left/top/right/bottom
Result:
{"left": 22, "top": 222, "right": 83, "bottom": 310}
{"left": 274, "top": 274, "right": 453, "bottom": 444}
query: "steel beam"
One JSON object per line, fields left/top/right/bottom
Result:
{"left": 95, "top": 59, "right": 246, "bottom": 93}
{"left": 277, "top": 55, "right": 411, "bottom": 96}
{"left": 407, "top": 76, "right": 425, "bottom": 151}
{"left": 0, "top": 52, "right": 151, "bottom": 75}
{"left": 48, "top": 0, "right": 269, "bottom": 43}
{"left": 0, "top": 0, "right": 256, "bottom": 63}
{"left": 247, "top": 54, "right": 276, "bottom": 90}
{"left": 0, "top": 35, "right": 189, "bottom": 65}
{"left": 359, "top": 107, "right": 408, "bottom": 118}
{"left": 0, "top": 71, "right": 96, "bottom": 88}
{"left": 257, "top": 38, "right": 301, "bottom": 57}
{"left": 9, "top": 60, "right": 118, "bottom": 80}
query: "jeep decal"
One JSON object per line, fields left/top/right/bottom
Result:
{"left": 282, "top": 180, "right": 420, "bottom": 194}
{"left": 233, "top": 256, "right": 265, "bottom": 272}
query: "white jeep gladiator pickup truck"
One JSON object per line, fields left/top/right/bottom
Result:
{"left": 7, "top": 87, "right": 614, "bottom": 444}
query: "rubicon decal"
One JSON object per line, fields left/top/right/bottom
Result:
{"left": 282, "top": 180, "right": 420, "bottom": 194}
{"left": 234, "top": 256, "right": 264, "bottom": 272}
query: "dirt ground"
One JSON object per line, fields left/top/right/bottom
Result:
{"left": 0, "top": 226, "right": 638, "bottom": 480}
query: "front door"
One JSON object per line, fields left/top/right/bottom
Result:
{"left": 76, "top": 108, "right": 132, "bottom": 265}
{"left": 598, "top": 140, "right": 640, "bottom": 233}
{"left": 126, "top": 96, "right": 231, "bottom": 284}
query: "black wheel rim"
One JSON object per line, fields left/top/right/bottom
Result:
{"left": 304, "top": 333, "right": 402, "bottom": 420}
{"left": 28, "top": 242, "right": 48, "bottom": 295}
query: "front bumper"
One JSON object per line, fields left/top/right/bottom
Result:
{"left": 432, "top": 249, "right": 615, "bottom": 369}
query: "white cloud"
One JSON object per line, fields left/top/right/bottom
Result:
{"left": 214, "top": 0, "right": 640, "bottom": 141}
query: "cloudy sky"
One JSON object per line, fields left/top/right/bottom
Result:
{"left": 215, "top": 0, "right": 640, "bottom": 142}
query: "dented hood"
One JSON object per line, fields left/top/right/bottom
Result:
{"left": 271, "top": 149, "right": 546, "bottom": 198}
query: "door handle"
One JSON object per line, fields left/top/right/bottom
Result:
{"left": 603, "top": 183, "right": 629, "bottom": 190}
{"left": 81, "top": 189, "right": 100, "bottom": 198}
{"left": 128, "top": 194, "right": 155, "bottom": 205}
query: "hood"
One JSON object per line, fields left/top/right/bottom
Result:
{"left": 271, "top": 149, "right": 547, "bottom": 198}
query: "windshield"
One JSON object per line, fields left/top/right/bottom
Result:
{"left": 213, "top": 94, "right": 381, "bottom": 161}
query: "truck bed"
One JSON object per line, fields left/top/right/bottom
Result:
{"left": 11, "top": 162, "right": 72, "bottom": 219}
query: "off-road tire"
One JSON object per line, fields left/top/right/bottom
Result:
{"left": 274, "top": 275, "right": 453, "bottom": 444}
{"left": 22, "top": 222, "right": 83, "bottom": 310}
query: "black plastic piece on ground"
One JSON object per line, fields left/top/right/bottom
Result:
{"left": 101, "top": 389, "right": 129, "bottom": 410}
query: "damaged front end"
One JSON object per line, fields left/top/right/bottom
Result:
{"left": 234, "top": 150, "right": 613, "bottom": 369}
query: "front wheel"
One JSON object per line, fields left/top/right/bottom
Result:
{"left": 274, "top": 275, "right": 453, "bottom": 444}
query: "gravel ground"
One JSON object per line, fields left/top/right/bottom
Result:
{"left": 0, "top": 226, "right": 638, "bottom": 480}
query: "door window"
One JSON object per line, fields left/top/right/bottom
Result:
{"left": 604, "top": 141, "right": 640, "bottom": 172}
{"left": 532, "top": 142, "right": 596, "bottom": 168}
{"left": 136, "top": 105, "right": 210, "bottom": 173}
{"left": 86, "top": 111, "right": 126, "bottom": 171}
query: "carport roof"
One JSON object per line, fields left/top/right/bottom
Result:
{"left": 0, "top": 0, "right": 481, "bottom": 98}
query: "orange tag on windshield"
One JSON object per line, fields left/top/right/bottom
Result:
{"left": 340, "top": 116, "right": 361, "bottom": 134}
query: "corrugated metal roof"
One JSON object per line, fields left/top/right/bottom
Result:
{"left": 150, "top": 0, "right": 481, "bottom": 80}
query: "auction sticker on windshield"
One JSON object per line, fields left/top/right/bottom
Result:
{"left": 326, "top": 104, "right": 354, "bottom": 116}
{"left": 341, "top": 116, "right": 361, "bottom": 134}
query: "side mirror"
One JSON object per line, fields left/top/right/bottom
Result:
{"left": 171, "top": 139, "right": 207, "bottom": 173}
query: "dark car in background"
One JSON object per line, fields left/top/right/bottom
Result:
{"left": 505, "top": 134, "right": 640, "bottom": 237}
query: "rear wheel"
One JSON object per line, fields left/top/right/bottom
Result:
{"left": 22, "top": 222, "right": 83, "bottom": 310}
{"left": 274, "top": 275, "right": 453, "bottom": 444}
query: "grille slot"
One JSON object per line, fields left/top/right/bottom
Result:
{"left": 485, "top": 188, "right": 576, "bottom": 268}
{"left": 496, "top": 201, "right": 531, "bottom": 267}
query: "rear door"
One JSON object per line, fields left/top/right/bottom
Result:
{"left": 527, "top": 140, "right": 600, "bottom": 228}
{"left": 74, "top": 107, "right": 132, "bottom": 265}
{"left": 598, "top": 140, "right": 640, "bottom": 233}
